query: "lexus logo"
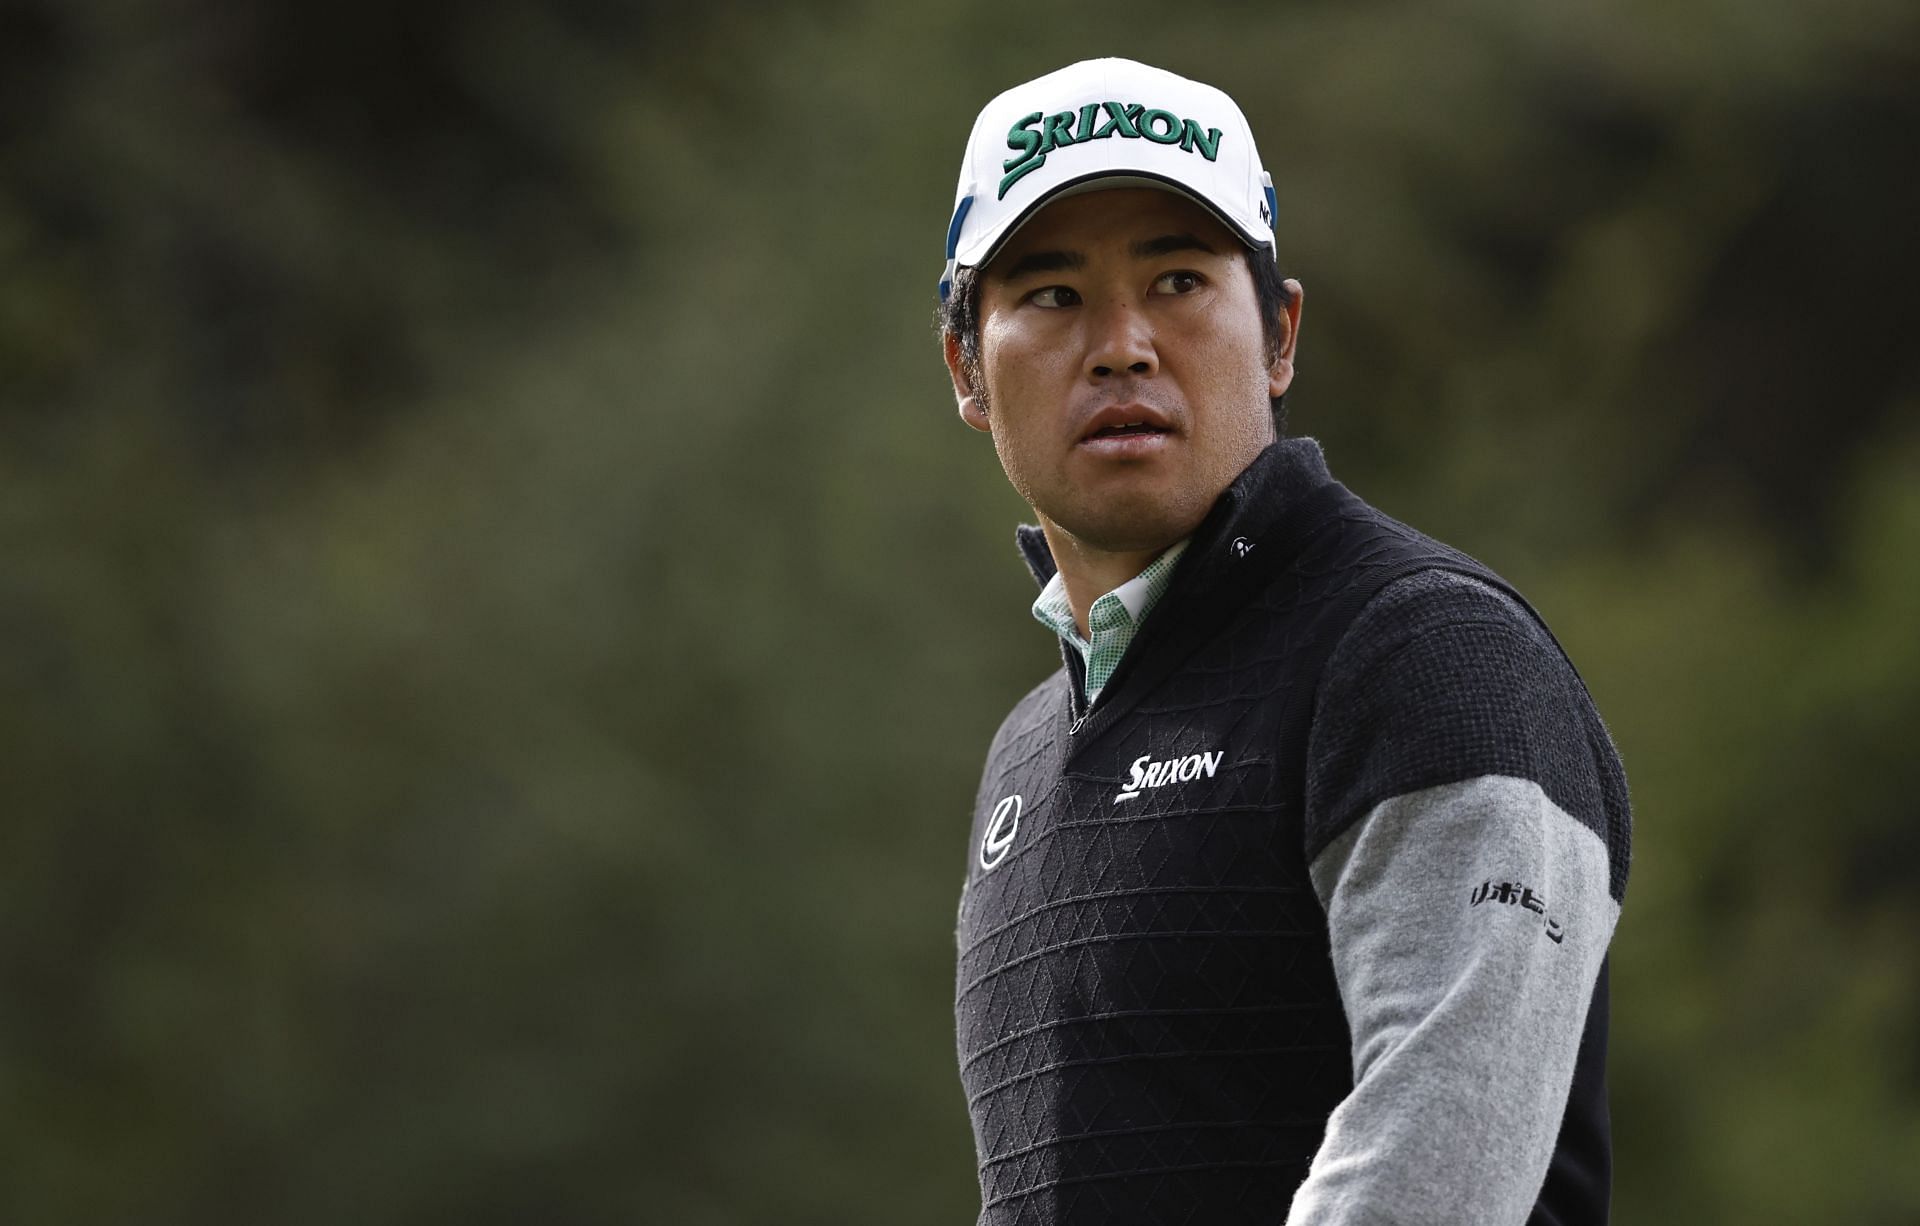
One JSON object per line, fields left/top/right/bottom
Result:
{"left": 979, "top": 794, "right": 1022, "bottom": 871}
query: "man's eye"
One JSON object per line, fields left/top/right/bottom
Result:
{"left": 1153, "top": 270, "right": 1203, "bottom": 295}
{"left": 1029, "top": 286, "right": 1081, "bottom": 308}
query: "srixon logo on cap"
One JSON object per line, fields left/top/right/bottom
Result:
{"left": 999, "top": 102, "right": 1225, "bottom": 199}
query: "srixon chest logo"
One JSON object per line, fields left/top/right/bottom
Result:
{"left": 1113, "top": 749, "right": 1225, "bottom": 803}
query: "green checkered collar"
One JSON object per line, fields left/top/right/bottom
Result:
{"left": 1031, "top": 540, "right": 1190, "bottom": 705}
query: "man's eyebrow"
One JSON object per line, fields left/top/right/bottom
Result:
{"left": 1132, "top": 233, "right": 1218, "bottom": 259}
{"left": 995, "top": 249, "right": 1085, "bottom": 282}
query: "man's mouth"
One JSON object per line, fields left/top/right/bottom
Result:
{"left": 1077, "top": 405, "right": 1177, "bottom": 459}
{"left": 1086, "top": 421, "right": 1171, "bottom": 439}
{"left": 1079, "top": 403, "right": 1176, "bottom": 444}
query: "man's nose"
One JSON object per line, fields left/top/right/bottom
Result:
{"left": 1084, "top": 299, "right": 1157, "bottom": 380}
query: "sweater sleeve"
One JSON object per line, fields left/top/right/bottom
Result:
{"left": 1285, "top": 569, "right": 1629, "bottom": 1226}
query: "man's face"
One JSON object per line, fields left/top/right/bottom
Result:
{"left": 946, "top": 188, "right": 1300, "bottom": 556}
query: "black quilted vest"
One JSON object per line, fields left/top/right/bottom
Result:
{"left": 955, "top": 439, "right": 1584, "bottom": 1224}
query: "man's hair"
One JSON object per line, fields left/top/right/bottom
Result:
{"left": 937, "top": 248, "right": 1297, "bottom": 435}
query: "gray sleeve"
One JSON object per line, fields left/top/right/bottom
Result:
{"left": 1286, "top": 569, "right": 1630, "bottom": 1224}
{"left": 1284, "top": 776, "right": 1618, "bottom": 1226}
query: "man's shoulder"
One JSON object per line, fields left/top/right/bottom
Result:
{"left": 1315, "top": 553, "right": 1590, "bottom": 745}
{"left": 1305, "top": 555, "right": 1631, "bottom": 897}
{"left": 1344, "top": 566, "right": 1559, "bottom": 661}
{"left": 1294, "top": 476, "right": 1560, "bottom": 665}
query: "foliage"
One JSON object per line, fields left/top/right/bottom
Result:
{"left": 2, "top": 0, "right": 1915, "bottom": 1220}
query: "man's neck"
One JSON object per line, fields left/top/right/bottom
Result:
{"left": 1038, "top": 520, "right": 1175, "bottom": 639}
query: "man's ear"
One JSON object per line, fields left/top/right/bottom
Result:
{"left": 1268, "top": 278, "right": 1305, "bottom": 400}
{"left": 944, "top": 331, "right": 992, "bottom": 433}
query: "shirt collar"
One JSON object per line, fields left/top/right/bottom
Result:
{"left": 1030, "top": 539, "right": 1190, "bottom": 645}
{"left": 1010, "top": 437, "right": 1343, "bottom": 727}
{"left": 1013, "top": 437, "right": 1335, "bottom": 592}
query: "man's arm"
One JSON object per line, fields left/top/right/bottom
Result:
{"left": 1287, "top": 569, "right": 1630, "bottom": 1226}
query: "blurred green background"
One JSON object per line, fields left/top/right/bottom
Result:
{"left": 3, "top": 0, "right": 1917, "bottom": 1221}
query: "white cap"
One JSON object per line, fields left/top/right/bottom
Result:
{"left": 939, "top": 58, "right": 1276, "bottom": 301}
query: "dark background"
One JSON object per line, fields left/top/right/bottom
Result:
{"left": 3, "top": 1, "right": 1917, "bottom": 1221}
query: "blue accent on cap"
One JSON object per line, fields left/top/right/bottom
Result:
{"left": 1263, "top": 184, "right": 1278, "bottom": 231}
{"left": 945, "top": 195, "right": 974, "bottom": 259}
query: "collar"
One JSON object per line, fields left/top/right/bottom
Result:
{"left": 1030, "top": 540, "right": 1190, "bottom": 706}
{"left": 1015, "top": 436, "right": 1337, "bottom": 590}
{"left": 1012, "top": 437, "right": 1345, "bottom": 729}
{"left": 1030, "top": 538, "right": 1191, "bottom": 638}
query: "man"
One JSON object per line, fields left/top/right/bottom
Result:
{"left": 937, "top": 59, "right": 1631, "bottom": 1225}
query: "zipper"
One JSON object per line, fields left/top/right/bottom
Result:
{"left": 1069, "top": 685, "right": 1104, "bottom": 736}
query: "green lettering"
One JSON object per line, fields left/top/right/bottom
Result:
{"left": 1040, "top": 110, "right": 1076, "bottom": 153}
{"left": 1140, "top": 109, "right": 1181, "bottom": 144}
{"left": 1092, "top": 100, "right": 1141, "bottom": 139}
{"left": 1002, "top": 111, "right": 1043, "bottom": 173}
{"left": 999, "top": 158, "right": 1046, "bottom": 198}
{"left": 999, "top": 112, "right": 1047, "bottom": 199}
{"left": 1181, "top": 118, "right": 1223, "bottom": 160}
{"left": 1075, "top": 103, "right": 1100, "bottom": 143}
{"left": 997, "top": 103, "right": 1222, "bottom": 198}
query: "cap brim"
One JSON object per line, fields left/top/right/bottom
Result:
{"left": 965, "top": 169, "right": 1274, "bottom": 273}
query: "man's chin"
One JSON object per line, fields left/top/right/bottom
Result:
{"left": 1043, "top": 496, "right": 1209, "bottom": 557}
